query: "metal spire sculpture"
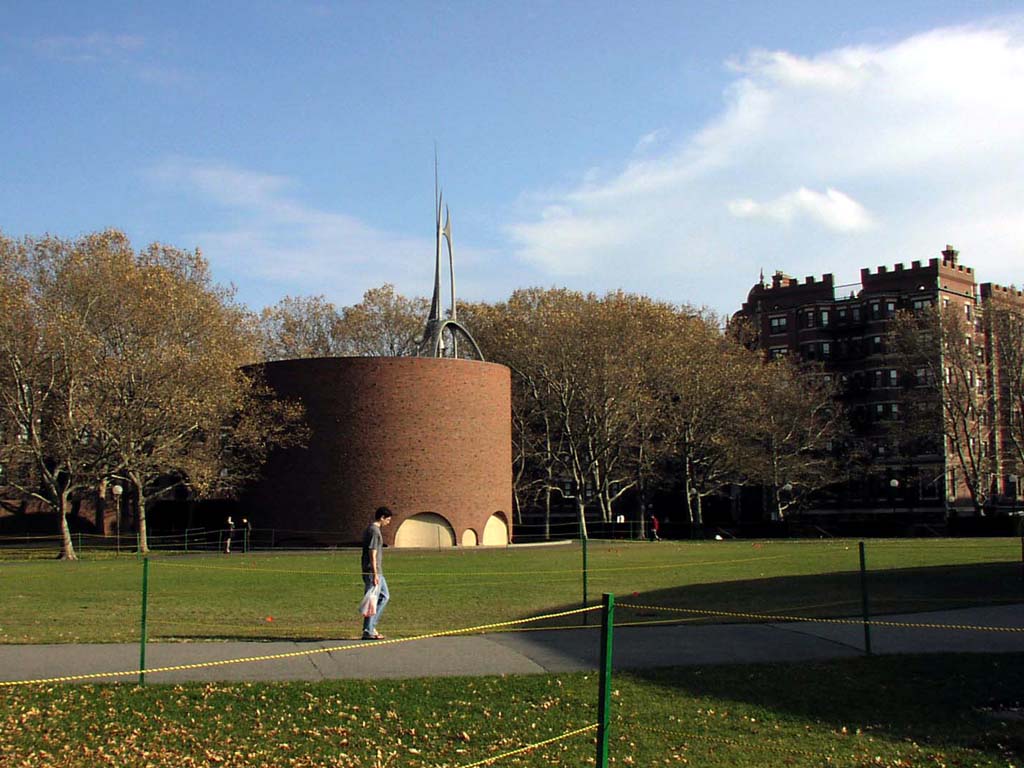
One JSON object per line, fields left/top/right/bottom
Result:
{"left": 418, "top": 160, "right": 484, "bottom": 360}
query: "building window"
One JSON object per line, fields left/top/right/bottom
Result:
{"left": 820, "top": 342, "right": 831, "bottom": 358}
{"left": 873, "top": 370, "right": 883, "bottom": 389}
{"left": 769, "top": 315, "right": 788, "bottom": 334}
{"left": 915, "top": 367, "right": 928, "bottom": 386}
{"left": 888, "top": 369, "right": 898, "bottom": 387}
{"left": 852, "top": 307, "right": 861, "bottom": 321}
{"left": 891, "top": 402, "right": 900, "bottom": 418}
{"left": 912, "top": 298, "right": 930, "bottom": 311}
{"left": 886, "top": 301, "right": 896, "bottom": 316}
{"left": 872, "top": 336, "right": 882, "bottom": 353}
{"left": 871, "top": 302, "right": 880, "bottom": 318}
{"left": 820, "top": 310, "right": 830, "bottom": 326}
{"left": 769, "top": 346, "right": 789, "bottom": 359}
{"left": 838, "top": 308, "right": 847, "bottom": 322}
{"left": 964, "top": 303, "right": 972, "bottom": 320}
{"left": 943, "top": 298, "right": 950, "bottom": 309}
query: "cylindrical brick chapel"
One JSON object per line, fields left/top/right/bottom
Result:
{"left": 242, "top": 357, "right": 512, "bottom": 547}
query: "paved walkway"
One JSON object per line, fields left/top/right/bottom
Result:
{"left": 1, "top": 604, "right": 1022, "bottom": 685}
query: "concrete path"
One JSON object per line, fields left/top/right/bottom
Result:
{"left": 1, "top": 604, "right": 1021, "bottom": 685}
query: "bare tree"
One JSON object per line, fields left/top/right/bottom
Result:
{"left": 891, "top": 304, "right": 994, "bottom": 514}
{"left": 741, "top": 359, "right": 847, "bottom": 520}
{"left": 984, "top": 296, "right": 1024, "bottom": 482}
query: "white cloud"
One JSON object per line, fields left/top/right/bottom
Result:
{"left": 728, "top": 187, "right": 874, "bottom": 232}
{"left": 506, "top": 19, "right": 1024, "bottom": 312}
{"left": 151, "top": 158, "right": 465, "bottom": 308}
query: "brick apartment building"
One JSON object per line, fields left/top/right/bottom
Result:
{"left": 735, "top": 245, "right": 1023, "bottom": 522}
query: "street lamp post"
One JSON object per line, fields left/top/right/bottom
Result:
{"left": 889, "top": 478, "right": 899, "bottom": 515}
{"left": 111, "top": 484, "right": 123, "bottom": 556}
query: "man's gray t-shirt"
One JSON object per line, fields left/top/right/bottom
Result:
{"left": 361, "top": 524, "right": 383, "bottom": 576}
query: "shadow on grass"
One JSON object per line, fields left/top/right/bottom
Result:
{"left": 478, "top": 561, "right": 1024, "bottom": 697}
{"left": 531, "top": 560, "right": 1024, "bottom": 629}
{"left": 623, "top": 653, "right": 1024, "bottom": 762}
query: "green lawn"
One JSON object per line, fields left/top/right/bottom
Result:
{"left": 1, "top": 654, "right": 1021, "bottom": 767}
{"left": 0, "top": 538, "right": 1021, "bottom": 644}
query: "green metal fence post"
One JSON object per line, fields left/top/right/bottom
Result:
{"left": 596, "top": 592, "right": 615, "bottom": 768}
{"left": 139, "top": 557, "right": 150, "bottom": 685}
{"left": 858, "top": 541, "right": 872, "bottom": 656}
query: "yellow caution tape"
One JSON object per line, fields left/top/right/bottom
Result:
{"left": 454, "top": 723, "right": 597, "bottom": 768}
{"left": 618, "top": 602, "right": 1024, "bottom": 632}
{"left": 0, "top": 605, "right": 601, "bottom": 688}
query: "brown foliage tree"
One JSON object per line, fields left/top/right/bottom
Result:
{"left": 258, "top": 285, "right": 427, "bottom": 360}
{"left": 0, "top": 231, "right": 306, "bottom": 557}
{"left": 258, "top": 295, "right": 348, "bottom": 360}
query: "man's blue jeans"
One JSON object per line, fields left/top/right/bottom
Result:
{"left": 362, "top": 575, "right": 389, "bottom": 636}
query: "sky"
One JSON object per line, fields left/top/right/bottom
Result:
{"left": 2, "top": 1, "right": 1023, "bottom": 317}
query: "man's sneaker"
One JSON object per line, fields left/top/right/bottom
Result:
{"left": 362, "top": 632, "right": 384, "bottom": 640}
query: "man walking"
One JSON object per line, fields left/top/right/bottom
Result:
{"left": 361, "top": 506, "right": 393, "bottom": 640}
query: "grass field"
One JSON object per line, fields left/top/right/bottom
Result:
{"left": 1, "top": 654, "right": 1022, "bottom": 767}
{"left": 1, "top": 538, "right": 1021, "bottom": 644}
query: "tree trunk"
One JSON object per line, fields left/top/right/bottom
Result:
{"left": 131, "top": 473, "right": 150, "bottom": 554}
{"left": 544, "top": 485, "right": 552, "bottom": 541}
{"left": 58, "top": 488, "right": 78, "bottom": 561}
{"left": 96, "top": 478, "right": 108, "bottom": 535}
{"left": 637, "top": 470, "right": 647, "bottom": 541}
{"left": 576, "top": 495, "right": 588, "bottom": 540}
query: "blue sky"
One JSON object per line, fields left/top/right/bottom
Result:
{"left": 2, "top": 1, "right": 1023, "bottom": 316}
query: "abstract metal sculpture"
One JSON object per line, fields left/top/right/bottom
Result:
{"left": 418, "top": 163, "right": 485, "bottom": 360}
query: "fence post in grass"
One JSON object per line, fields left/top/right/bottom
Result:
{"left": 596, "top": 592, "right": 615, "bottom": 768}
{"left": 139, "top": 556, "right": 150, "bottom": 685}
{"left": 858, "top": 541, "right": 872, "bottom": 657}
